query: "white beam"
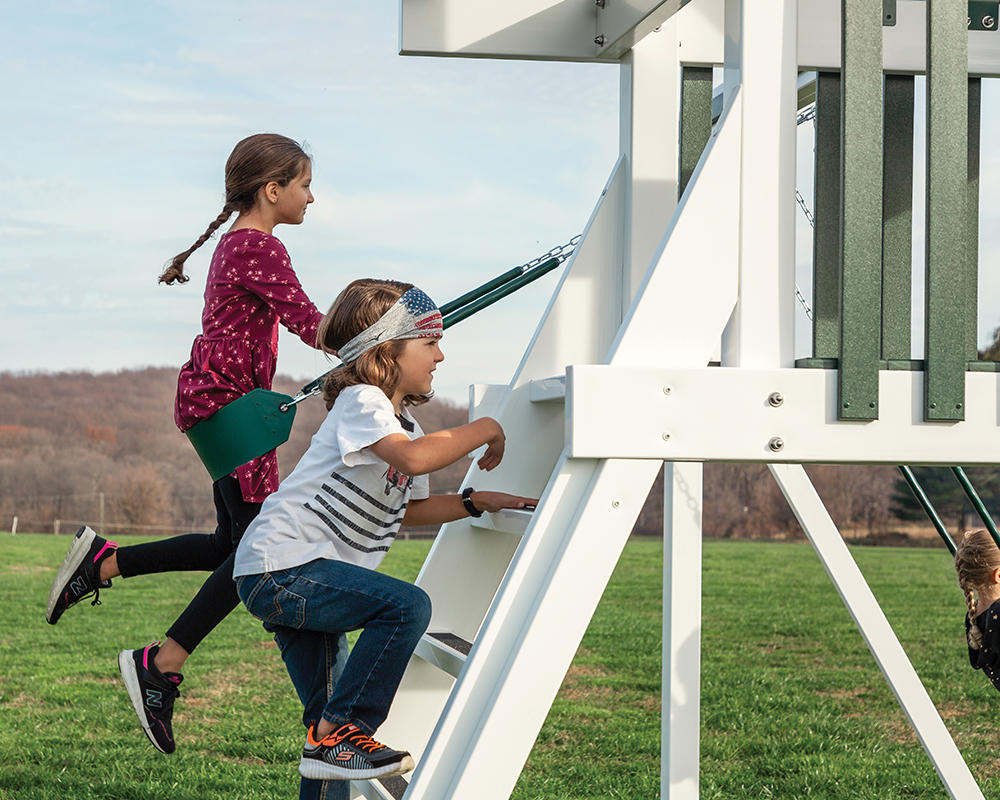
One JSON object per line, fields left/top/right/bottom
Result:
{"left": 608, "top": 88, "right": 741, "bottom": 368}
{"left": 721, "top": 0, "right": 798, "bottom": 369}
{"left": 566, "top": 366, "right": 1000, "bottom": 464}
{"left": 769, "top": 464, "right": 985, "bottom": 800}
{"left": 596, "top": 0, "right": 697, "bottom": 59}
{"left": 399, "top": 0, "right": 600, "bottom": 61}
{"left": 620, "top": 21, "right": 682, "bottom": 314}
{"left": 662, "top": 462, "right": 703, "bottom": 800}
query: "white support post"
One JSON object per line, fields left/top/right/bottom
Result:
{"left": 768, "top": 463, "right": 985, "bottom": 800}
{"left": 721, "top": 0, "right": 798, "bottom": 368}
{"left": 620, "top": 19, "right": 681, "bottom": 315}
{"left": 662, "top": 462, "right": 703, "bottom": 800}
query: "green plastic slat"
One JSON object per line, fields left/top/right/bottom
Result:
{"left": 881, "top": 75, "right": 914, "bottom": 361}
{"left": 185, "top": 389, "right": 296, "bottom": 481}
{"left": 679, "top": 66, "right": 713, "bottom": 199}
{"left": 924, "top": 0, "right": 969, "bottom": 421}
{"left": 812, "top": 72, "right": 842, "bottom": 361}
{"left": 966, "top": 78, "right": 982, "bottom": 361}
{"left": 838, "top": 0, "right": 883, "bottom": 421}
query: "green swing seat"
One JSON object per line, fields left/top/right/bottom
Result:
{"left": 185, "top": 388, "right": 297, "bottom": 482}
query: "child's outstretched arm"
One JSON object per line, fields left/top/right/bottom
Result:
{"left": 368, "top": 417, "right": 506, "bottom": 476}
{"left": 403, "top": 491, "right": 538, "bottom": 528}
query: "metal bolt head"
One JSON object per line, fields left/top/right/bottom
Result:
{"left": 985, "top": 15, "right": 996, "bottom": 28}
{"left": 663, "top": 385, "right": 672, "bottom": 395}
{"left": 594, "top": 34, "right": 606, "bottom": 46}
{"left": 768, "top": 392, "right": 784, "bottom": 408}
{"left": 612, "top": 499, "right": 621, "bottom": 509}
{"left": 662, "top": 432, "right": 671, "bottom": 442}
{"left": 768, "top": 437, "right": 784, "bottom": 452}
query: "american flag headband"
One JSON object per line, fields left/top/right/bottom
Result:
{"left": 335, "top": 287, "right": 443, "bottom": 364}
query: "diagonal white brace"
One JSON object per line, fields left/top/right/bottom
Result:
{"left": 768, "top": 463, "right": 984, "bottom": 800}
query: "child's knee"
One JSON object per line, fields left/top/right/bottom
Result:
{"left": 406, "top": 584, "right": 432, "bottom": 630}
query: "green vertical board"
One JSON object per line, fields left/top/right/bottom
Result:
{"left": 881, "top": 75, "right": 914, "bottom": 361}
{"left": 839, "top": 0, "right": 883, "bottom": 421}
{"left": 967, "top": 77, "right": 982, "bottom": 361}
{"left": 813, "top": 72, "right": 842, "bottom": 361}
{"left": 678, "top": 67, "right": 713, "bottom": 199}
{"left": 924, "top": 0, "right": 968, "bottom": 421}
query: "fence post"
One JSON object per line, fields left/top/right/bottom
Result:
{"left": 54, "top": 519, "right": 60, "bottom": 536}
{"left": 11, "top": 516, "right": 17, "bottom": 535}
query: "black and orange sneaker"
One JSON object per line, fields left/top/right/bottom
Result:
{"left": 46, "top": 526, "right": 118, "bottom": 624}
{"left": 118, "top": 642, "right": 183, "bottom": 754}
{"left": 299, "top": 722, "right": 414, "bottom": 781}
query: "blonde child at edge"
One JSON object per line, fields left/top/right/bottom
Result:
{"left": 233, "top": 279, "right": 536, "bottom": 793}
{"left": 955, "top": 528, "right": 1000, "bottom": 692}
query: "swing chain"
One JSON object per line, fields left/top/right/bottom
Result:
{"left": 280, "top": 383, "right": 323, "bottom": 412}
{"left": 520, "top": 235, "right": 582, "bottom": 273}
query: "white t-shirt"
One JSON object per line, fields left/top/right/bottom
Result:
{"left": 233, "top": 384, "right": 430, "bottom": 576}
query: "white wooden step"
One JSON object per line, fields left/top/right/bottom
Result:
{"left": 468, "top": 507, "right": 534, "bottom": 536}
{"left": 354, "top": 774, "right": 409, "bottom": 800}
{"left": 528, "top": 375, "right": 565, "bottom": 403}
{"left": 413, "top": 631, "right": 473, "bottom": 678}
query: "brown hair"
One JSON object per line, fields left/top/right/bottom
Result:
{"left": 954, "top": 528, "right": 1000, "bottom": 649}
{"left": 318, "top": 279, "right": 433, "bottom": 410}
{"left": 159, "top": 133, "right": 310, "bottom": 285}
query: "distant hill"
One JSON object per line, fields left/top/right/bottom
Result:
{"left": 0, "top": 368, "right": 469, "bottom": 536}
{"left": 0, "top": 369, "right": 943, "bottom": 543}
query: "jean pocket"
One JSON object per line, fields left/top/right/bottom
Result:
{"left": 241, "top": 573, "right": 307, "bottom": 629}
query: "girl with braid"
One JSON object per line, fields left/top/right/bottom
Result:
{"left": 954, "top": 528, "right": 1000, "bottom": 692}
{"left": 46, "top": 133, "right": 326, "bottom": 755}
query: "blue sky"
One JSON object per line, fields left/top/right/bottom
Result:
{"left": 2, "top": 2, "right": 998, "bottom": 404}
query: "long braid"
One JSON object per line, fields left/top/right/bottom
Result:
{"left": 159, "top": 132, "right": 310, "bottom": 287}
{"left": 159, "top": 206, "right": 235, "bottom": 285}
{"left": 965, "top": 584, "right": 984, "bottom": 649}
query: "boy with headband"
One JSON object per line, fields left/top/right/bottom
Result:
{"left": 233, "top": 279, "right": 535, "bottom": 795}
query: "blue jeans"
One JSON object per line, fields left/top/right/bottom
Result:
{"left": 237, "top": 559, "right": 432, "bottom": 800}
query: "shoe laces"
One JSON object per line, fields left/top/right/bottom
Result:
{"left": 327, "top": 724, "right": 386, "bottom": 753}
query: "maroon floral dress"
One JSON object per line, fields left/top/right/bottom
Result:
{"left": 175, "top": 228, "right": 323, "bottom": 502}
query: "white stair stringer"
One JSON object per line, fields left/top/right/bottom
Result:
{"left": 350, "top": 152, "right": 637, "bottom": 799}
{"left": 405, "top": 455, "right": 663, "bottom": 800}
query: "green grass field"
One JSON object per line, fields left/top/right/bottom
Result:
{"left": 1, "top": 534, "right": 998, "bottom": 799}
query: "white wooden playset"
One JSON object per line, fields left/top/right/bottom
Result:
{"left": 336, "top": 2, "right": 1000, "bottom": 798}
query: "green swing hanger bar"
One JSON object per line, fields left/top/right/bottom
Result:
{"left": 896, "top": 465, "right": 1000, "bottom": 557}
{"left": 898, "top": 465, "right": 957, "bottom": 555}
{"left": 185, "top": 237, "right": 580, "bottom": 481}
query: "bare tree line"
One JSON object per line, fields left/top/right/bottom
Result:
{"left": 0, "top": 368, "right": 951, "bottom": 543}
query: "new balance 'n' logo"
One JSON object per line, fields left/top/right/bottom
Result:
{"left": 145, "top": 689, "right": 162, "bottom": 708}
{"left": 69, "top": 577, "right": 88, "bottom": 597}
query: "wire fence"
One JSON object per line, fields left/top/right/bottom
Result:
{"left": 4, "top": 516, "right": 441, "bottom": 539}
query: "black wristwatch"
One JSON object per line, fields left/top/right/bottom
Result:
{"left": 462, "top": 487, "right": 483, "bottom": 518}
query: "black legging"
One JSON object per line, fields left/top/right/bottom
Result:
{"left": 114, "top": 475, "right": 262, "bottom": 654}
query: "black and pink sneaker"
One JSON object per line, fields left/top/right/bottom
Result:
{"left": 46, "top": 526, "right": 118, "bottom": 624}
{"left": 118, "top": 642, "right": 183, "bottom": 754}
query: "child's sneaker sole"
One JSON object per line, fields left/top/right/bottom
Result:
{"left": 298, "top": 752, "right": 414, "bottom": 782}
{"left": 46, "top": 527, "right": 99, "bottom": 623}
